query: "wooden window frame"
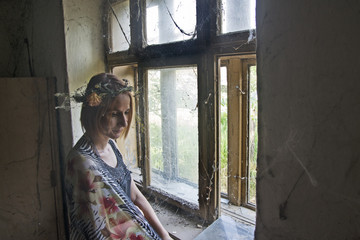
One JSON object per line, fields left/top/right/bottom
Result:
{"left": 104, "top": 0, "right": 256, "bottom": 223}
{"left": 220, "top": 56, "right": 256, "bottom": 210}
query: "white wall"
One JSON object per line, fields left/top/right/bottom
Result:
{"left": 256, "top": 1, "right": 360, "bottom": 239}
{"left": 63, "top": 0, "right": 106, "bottom": 143}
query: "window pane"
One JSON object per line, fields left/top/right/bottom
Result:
{"left": 248, "top": 65, "right": 257, "bottom": 205}
{"left": 148, "top": 66, "right": 198, "bottom": 205}
{"left": 220, "top": 66, "right": 228, "bottom": 195}
{"left": 146, "top": 0, "right": 196, "bottom": 45}
{"left": 109, "top": 0, "right": 131, "bottom": 52}
{"left": 220, "top": 0, "right": 256, "bottom": 34}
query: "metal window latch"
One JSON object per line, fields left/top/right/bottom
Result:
{"left": 234, "top": 175, "right": 247, "bottom": 180}
{"left": 235, "top": 86, "right": 246, "bottom": 95}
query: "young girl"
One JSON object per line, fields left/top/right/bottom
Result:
{"left": 65, "top": 73, "right": 171, "bottom": 240}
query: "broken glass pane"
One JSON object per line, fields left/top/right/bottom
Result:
{"left": 109, "top": 0, "right": 131, "bottom": 52}
{"left": 148, "top": 66, "right": 198, "bottom": 205}
{"left": 146, "top": 0, "right": 196, "bottom": 45}
{"left": 220, "top": 0, "right": 256, "bottom": 34}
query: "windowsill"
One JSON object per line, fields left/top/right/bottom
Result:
{"left": 150, "top": 170, "right": 198, "bottom": 206}
{"left": 130, "top": 167, "right": 199, "bottom": 208}
{"left": 221, "top": 198, "right": 256, "bottom": 225}
{"left": 132, "top": 170, "right": 256, "bottom": 239}
{"left": 148, "top": 196, "right": 204, "bottom": 240}
{"left": 132, "top": 168, "right": 199, "bottom": 216}
{"left": 149, "top": 197, "right": 256, "bottom": 240}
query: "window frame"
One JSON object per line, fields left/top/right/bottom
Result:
{"left": 219, "top": 56, "right": 256, "bottom": 211}
{"left": 242, "top": 59, "right": 257, "bottom": 210}
{"left": 139, "top": 58, "right": 200, "bottom": 200}
{"left": 105, "top": 0, "right": 256, "bottom": 223}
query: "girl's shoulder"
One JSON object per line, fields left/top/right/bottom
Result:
{"left": 66, "top": 135, "right": 98, "bottom": 171}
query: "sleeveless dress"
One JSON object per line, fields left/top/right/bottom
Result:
{"left": 65, "top": 135, "right": 161, "bottom": 240}
{"left": 99, "top": 140, "right": 131, "bottom": 199}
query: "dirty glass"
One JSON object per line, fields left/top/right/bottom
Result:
{"left": 220, "top": 66, "right": 228, "bottom": 195}
{"left": 109, "top": 0, "right": 131, "bottom": 52}
{"left": 220, "top": 0, "right": 256, "bottom": 34}
{"left": 248, "top": 65, "right": 257, "bottom": 205}
{"left": 148, "top": 66, "right": 198, "bottom": 205}
{"left": 146, "top": 0, "right": 196, "bottom": 45}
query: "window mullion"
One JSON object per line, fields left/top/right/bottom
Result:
{"left": 242, "top": 58, "right": 256, "bottom": 209}
{"left": 129, "top": 0, "right": 145, "bottom": 53}
{"left": 198, "top": 53, "right": 219, "bottom": 222}
{"left": 138, "top": 64, "right": 151, "bottom": 187}
{"left": 240, "top": 59, "right": 249, "bottom": 206}
{"left": 227, "top": 58, "right": 243, "bottom": 206}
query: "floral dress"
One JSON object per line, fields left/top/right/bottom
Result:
{"left": 65, "top": 135, "right": 161, "bottom": 240}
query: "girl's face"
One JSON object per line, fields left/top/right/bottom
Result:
{"left": 100, "top": 93, "right": 131, "bottom": 140}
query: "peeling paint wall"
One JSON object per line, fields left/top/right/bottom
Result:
{"left": 0, "top": 0, "right": 31, "bottom": 76}
{"left": 0, "top": 77, "right": 65, "bottom": 239}
{"left": 0, "top": 0, "right": 72, "bottom": 238}
{"left": 256, "top": 1, "right": 360, "bottom": 239}
{"left": 0, "top": 0, "right": 72, "bottom": 166}
{"left": 63, "top": 0, "right": 106, "bottom": 142}
{"left": 0, "top": 0, "right": 107, "bottom": 237}
{"left": 0, "top": 0, "right": 107, "bottom": 149}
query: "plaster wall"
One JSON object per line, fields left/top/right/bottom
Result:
{"left": 63, "top": 0, "right": 106, "bottom": 142}
{"left": 0, "top": 0, "right": 72, "bottom": 238}
{"left": 0, "top": 0, "right": 107, "bottom": 149}
{"left": 256, "top": 1, "right": 360, "bottom": 239}
{"left": 0, "top": 0, "right": 72, "bottom": 163}
{"left": 0, "top": 0, "right": 31, "bottom": 77}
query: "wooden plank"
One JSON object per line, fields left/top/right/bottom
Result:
{"left": 241, "top": 58, "right": 256, "bottom": 209}
{"left": 227, "top": 59, "right": 242, "bottom": 206}
{"left": 138, "top": 65, "right": 151, "bottom": 187}
{"left": 198, "top": 52, "right": 219, "bottom": 222}
{"left": 0, "top": 78, "right": 64, "bottom": 240}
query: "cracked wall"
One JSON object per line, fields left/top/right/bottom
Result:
{"left": 0, "top": 0, "right": 73, "bottom": 162}
{"left": 256, "top": 1, "right": 360, "bottom": 239}
{"left": 63, "top": 0, "right": 106, "bottom": 142}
